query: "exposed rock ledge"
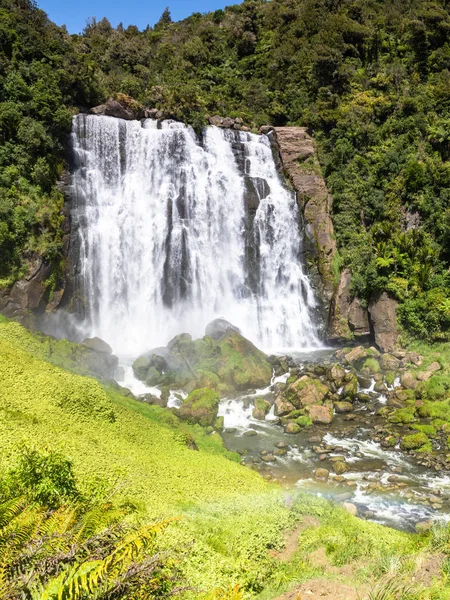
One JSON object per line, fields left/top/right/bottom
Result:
{"left": 271, "top": 126, "right": 336, "bottom": 310}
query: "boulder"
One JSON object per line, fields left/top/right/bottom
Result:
{"left": 177, "top": 388, "right": 220, "bottom": 427}
{"left": 205, "top": 318, "right": 241, "bottom": 340}
{"left": 132, "top": 355, "right": 152, "bottom": 380}
{"left": 92, "top": 97, "right": 137, "bottom": 120}
{"left": 329, "top": 268, "right": 370, "bottom": 340}
{"left": 274, "top": 396, "right": 296, "bottom": 417}
{"left": 380, "top": 353, "right": 401, "bottom": 371}
{"left": 287, "top": 375, "right": 329, "bottom": 408}
{"left": 333, "top": 460, "right": 349, "bottom": 474}
{"left": 314, "top": 468, "right": 329, "bottom": 480}
{"left": 284, "top": 421, "right": 301, "bottom": 434}
{"left": 417, "top": 362, "right": 441, "bottom": 382}
{"left": 132, "top": 328, "right": 271, "bottom": 392}
{"left": 343, "top": 502, "right": 358, "bottom": 516}
{"left": 328, "top": 364, "right": 346, "bottom": 386}
{"left": 252, "top": 398, "right": 271, "bottom": 420}
{"left": 368, "top": 293, "right": 399, "bottom": 353}
{"left": 400, "top": 372, "right": 419, "bottom": 391}
{"left": 306, "top": 404, "right": 333, "bottom": 425}
{"left": 334, "top": 401, "right": 353, "bottom": 414}
{"left": 81, "top": 337, "right": 113, "bottom": 354}
{"left": 344, "top": 346, "right": 367, "bottom": 364}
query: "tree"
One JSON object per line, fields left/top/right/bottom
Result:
{"left": 155, "top": 6, "right": 172, "bottom": 29}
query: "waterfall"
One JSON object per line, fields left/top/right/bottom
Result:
{"left": 69, "top": 114, "right": 319, "bottom": 357}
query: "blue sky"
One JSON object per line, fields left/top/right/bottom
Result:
{"left": 38, "top": 0, "right": 239, "bottom": 34}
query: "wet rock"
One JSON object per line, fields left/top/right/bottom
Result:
{"left": 139, "top": 393, "right": 167, "bottom": 408}
{"left": 334, "top": 401, "right": 353, "bottom": 414}
{"left": 329, "top": 268, "right": 370, "bottom": 341}
{"left": 307, "top": 436, "right": 323, "bottom": 444}
{"left": 243, "top": 429, "right": 257, "bottom": 437}
{"left": 276, "top": 441, "right": 288, "bottom": 449}
{"left": 328, "top": 364, "right": 346, "bottom": 386}
{"left": 284, "top": 421, "right": 301, "bottom": 434}
{"left": 356, "top": 393, "right": 370, "bottom": 403}
{"left": 344, "top": 346, "right": 367, "bottom": 365}
{"left": 275, "top": 397, "right": 296, "bottom": 417}
{"left": 368, "top": 293, "right": 399, "bottom": 353}
{"left": 333, "top": 461, "right": 349, "bottom": 475}
{"left": 314, "top": 468, "right": 329, "bottom": 480}
{"left": 344, "top": 414, "right": 357, "bottom": 421}
{"left": 286, "top": 375, "right": 329, "bottom": 408}
{"left": 205, "top": 318, "right": 241, "bottom": 339}
{"left": 261, "top": 454, "right": 276, "bottom": 462}
{"left": 306, "top": 404, "right": 334, "bottom": 425}
{"left": 275, "top": 126, "right": 337, "bottom": 308}
{"left": 177, "top": 388, "right": 220, "bottom": 427}
{"left": 81, "top": 337, "right": 113, "bottom": 354}
{"left": 252, "top": 398, "right": 271, "bottom": 420}
{"left": 91, "top": 97, "right": 137, "bottom": 120}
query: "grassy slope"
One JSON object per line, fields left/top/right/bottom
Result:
{"left": 0, "top": 316, "right": 448, "bottom": 598}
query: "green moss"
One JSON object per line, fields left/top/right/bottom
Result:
{"left": 177, "top": 387, "right": 220, "bottom": 427}
{"left": 362, "top": 358, "right": 381, "bottom": 374}
{"left": 388, "top": 407, "right": 416, "bottom": 424}
{"left": 400, "top": 432, "right": 430, "bottom": 451}
{"left": 412, "top": 424, "right": 437, "bottom": 437}
{"left": 384, "top": 371, "right": 395, "bottom": 386}
{"left": 296, "top": 415, "right": 313, "bottom": 428}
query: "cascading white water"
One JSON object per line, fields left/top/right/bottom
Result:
{"left": 70, "top": 114, "right": 319, "bottom": 356}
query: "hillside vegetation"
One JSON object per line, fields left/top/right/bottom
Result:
{"left": 0, "top": 315, "right": 449, "bottom": 598}
{"left": 1, "top": 0, "right": 450, "bottom": 339}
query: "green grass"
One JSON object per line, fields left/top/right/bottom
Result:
{"left": 0, "top": 318, "right": 449, "bottom": 597}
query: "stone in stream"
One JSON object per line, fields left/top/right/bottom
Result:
{"left": 276, "top": 441, "right": 288, "bottom": 449}
{"left": 334, "top": 401, "right": 353, "bottom": 413}
{"left": 284, "top": 421, "right": 301, "bottom": 434}
{"left": 243, "top": 430, "right": 257, "bottom": 437}
{"left": 306, "top": 404, "right": 334, "bottom": 424}
{"left": 314, "top": 468, "right": 329, "bottom": 480}
{"left": 275, "top": 396, "right": 296, "bottom": 417}
{"left": 333, "top": 461, "right": 349, "bottom": 475}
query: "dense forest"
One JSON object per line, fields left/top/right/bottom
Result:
{"left": 0, "top": 0, "right": 449, "bottom": 340}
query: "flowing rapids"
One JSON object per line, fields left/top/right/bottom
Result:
{"left": 70, "top": 114, "right": 319, "bottom": 356}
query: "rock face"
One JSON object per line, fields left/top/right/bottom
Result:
{"left": 328, "top": 268, "right": 370, "bottom": 342}
{"left": 274, "top": 127, "right": 336, "bottom": 309}
{"left": 0, "top": 258, "right": 52, "bottom": 325}
{"left": 91, "top": 97, "right": 137, "bottom": 120}
{"left": 368, "top": 293, "right": 399, "bottom": 353}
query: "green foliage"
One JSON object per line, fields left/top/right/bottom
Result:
{"left": 9, "top": 448, "right": 80, "bottom": 508}
{"left": 400, "top": 432, "right": 430, "bottom": 451}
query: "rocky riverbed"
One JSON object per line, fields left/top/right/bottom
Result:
{"left": 119, "top": 320, "right": 450, "bottom": 533}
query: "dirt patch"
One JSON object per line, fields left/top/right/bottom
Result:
{"left": 411, "top": 554, "right": 444, "bottom": 588}
{"left": 273, "top": 578, "right": 362, "bottom": 600}
{"left": 270, "top": 516, "right": 320, "bottom": 562}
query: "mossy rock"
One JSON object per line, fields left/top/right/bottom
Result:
{"left": 252, "top": 398, "right": 271, "bottom": 420}
{"left": 362, "top": 358, "right": 381, "bottom": 374}
{"left": 177, "top": 387, "right": 220, "bottom": 427}
{"left": 132, "top": 329, "right": 272, "bottom": 393}
{"left": 388, "top": 407, "right": 416, "bottom": 424}
{"left": 286, "top": 375, "right": 329, "bottom": 408}
{"left": 400, "top": 432, "right": 430, "bottom": 451}
{"left": 295, "top": 415, "right": 312, "bottom": 428}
